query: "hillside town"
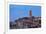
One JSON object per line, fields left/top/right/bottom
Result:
{"left": 10, "top": 10, "right": 41, "bottom": 29}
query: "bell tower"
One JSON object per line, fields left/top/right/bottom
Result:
{"left": 29, "top": 10, "right": 32, "bottom": 17}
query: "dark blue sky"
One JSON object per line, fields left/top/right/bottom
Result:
{"left": 9, "top": 4, "right": 41, "bottom": 21}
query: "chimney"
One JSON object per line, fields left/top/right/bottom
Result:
{"left": 29, "top": 10, "right": 32, "bottom": 17}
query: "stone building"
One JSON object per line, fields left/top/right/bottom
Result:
{"left": 10, "top": 10, "right": 41, "bottom": 29}
{"left": 14, "top": 10, "right": 41, "bottom": 29}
